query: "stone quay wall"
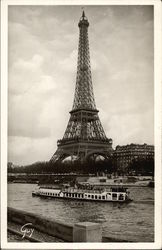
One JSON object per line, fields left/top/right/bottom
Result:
{"left": 8, "top": 207, "right": 102, "bottom": 242}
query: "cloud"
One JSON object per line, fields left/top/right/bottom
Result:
{"left": 58, "top": 49, "right": 77, "bottom": 72}
{"left": 8, "top": 136, "right": 55, "bottom": 165}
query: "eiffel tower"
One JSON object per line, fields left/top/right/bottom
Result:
{"left": 51, "top": 11, "right": 113, "bottom": 163}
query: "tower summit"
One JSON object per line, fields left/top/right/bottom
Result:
{"left": 51, "top": 11, "right": 113, "bottom": 163}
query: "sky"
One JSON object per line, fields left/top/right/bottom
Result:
{"left": 8, "top": 5, "right": 154, "bottom": 165}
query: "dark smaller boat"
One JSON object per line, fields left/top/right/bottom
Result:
{"left": 148, "top": 181, "right": 154, "bottom": 188}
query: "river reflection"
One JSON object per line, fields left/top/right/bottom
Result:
{"left": 8, "top": 183, "right": 154, "bottom": 242}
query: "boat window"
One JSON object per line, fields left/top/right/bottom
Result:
{"left": 102, "top": 196, "right": 105, "bottom": 199}
{"left": 88, "top": 195, "right": 90, "bottom": 198}
{"left": 112, "top": 193, "right": 117, "bottom": 198}
{"left": 95, "top": 195, "right": 97, "bottom": 199}
{"left": 91, "top": 195, "right": 94, "bottom": 199}
{"left": 119, "top": 194, "right": 124, "bottom": 200}
{"left": 99, "top": 196, "right": 101, "bottom": 199}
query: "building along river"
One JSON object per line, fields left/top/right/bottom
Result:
{"left": 8, "top": 183, "right": 154, "bottom": 242}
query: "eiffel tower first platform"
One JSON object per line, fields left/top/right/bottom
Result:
{"left": 50, "top": 11, "right": 113, "bottom": 163}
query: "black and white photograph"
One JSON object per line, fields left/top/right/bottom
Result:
{"left": 1, "top": 0, "right": 162, "bottom": 249}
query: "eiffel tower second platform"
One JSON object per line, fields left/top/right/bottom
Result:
{"left": 51, "top": 11, "right": 113, "bottom": 163}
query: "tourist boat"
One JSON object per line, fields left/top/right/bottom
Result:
{"left": 32, "top": 184, "right": 132, "bottom": 203}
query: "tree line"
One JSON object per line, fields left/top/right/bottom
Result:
{"left": 8, "top": 157, "right": 154, "bottom": 176}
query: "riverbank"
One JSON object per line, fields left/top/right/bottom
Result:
{"left": 8, "top": 180, "right": 154, "bottom": 187}
{"left": 7, "top": 173, "right": 154, "bottom": 188}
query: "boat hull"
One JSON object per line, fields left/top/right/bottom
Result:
{"left": 32, "top": 191, "right": 132, "bottom": 203}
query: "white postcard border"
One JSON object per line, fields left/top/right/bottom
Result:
{"left": 1, "top": 0, "right": 162, "bottom": 249}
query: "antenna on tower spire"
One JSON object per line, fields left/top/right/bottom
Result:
{"left": 79, "top": 7, "right": 88, "bottom": 25}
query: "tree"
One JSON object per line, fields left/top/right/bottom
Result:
{"left": 128, "top": 157, "right": 154, "bottom": 176}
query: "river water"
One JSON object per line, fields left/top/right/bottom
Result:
{"left": 8, "top": 183, "right": 154, "bottom": 242}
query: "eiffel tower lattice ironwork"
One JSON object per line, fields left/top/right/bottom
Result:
{"left": 51, "top": 11, "right": 113, "bottom": 163}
